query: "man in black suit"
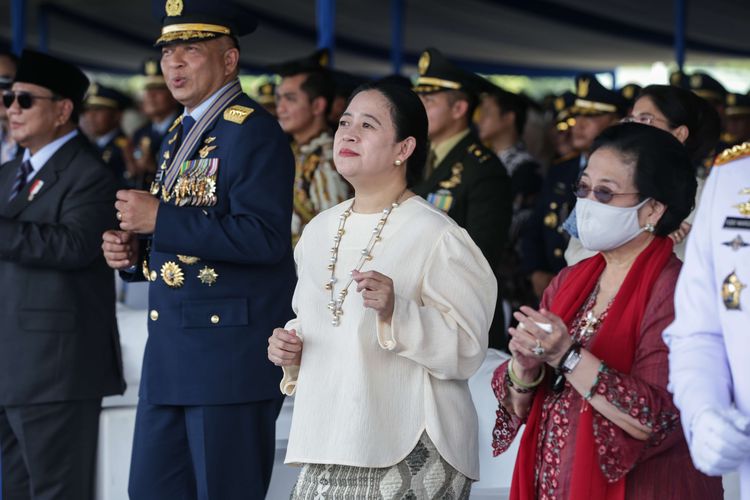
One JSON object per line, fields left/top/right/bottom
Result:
{"left": 412, "top": 48, "right": 512, "bottom": 350}
{"left": 0, "top": 49, "right": 125, "bottom": 500}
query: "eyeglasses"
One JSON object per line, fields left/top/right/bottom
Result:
{"left": 2, "top": 91, "right": 60, "bottom": 110}
{"left": 573, "top": 183, "right": 640, "bottom": 204}
{"left": 621, "top": 114, "right": 669, "bottom": 126}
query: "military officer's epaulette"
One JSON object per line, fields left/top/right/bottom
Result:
{"left": 466, "top": 143, "right": 492, "bottom": 164}
{"left": 223, "top": 105, "right": 254, "bottom": 124}
{"left": 167, "top": 115, "right": 183, "bottom": 133}
{"left": 714, "top": 142, "right": 750, "bottom": 166}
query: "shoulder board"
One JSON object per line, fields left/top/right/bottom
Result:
{"left": 714, "top": 142, "right": 750, "bottom": 167}
{"left": 223, "top": 105, "right": 254, "bottom": 124}
{"left": 467, "top": 143, "right": 492, "bottom": 164}
{"left": 168, "top": 115, "right": 183, "bottom": 133}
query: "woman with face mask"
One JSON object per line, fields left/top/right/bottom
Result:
{"left": 491, "top": 123, "right": 723, "bottom": 499}
{"left": 565, "top": 85, "right": 720, "bottom": 265}
{"left": 267, "top": 81, "right": 496, "bottom": 499}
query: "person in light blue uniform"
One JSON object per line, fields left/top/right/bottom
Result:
{"left": 101, "top": 1, "right": 295, "bottom": 498}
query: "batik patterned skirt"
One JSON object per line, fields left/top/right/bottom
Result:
{"left": 290, "top": 433, "right": 472, "bottom": 500}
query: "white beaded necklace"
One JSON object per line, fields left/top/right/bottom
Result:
{"left": 326, "top": 189, "right": 408, "bottom": 326}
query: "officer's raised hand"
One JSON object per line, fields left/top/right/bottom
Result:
{"left": 102, "top": 230, "right": 139, "bottom": 270}
{"left": 115, "top": 189, "right": 159, "bottom": 234}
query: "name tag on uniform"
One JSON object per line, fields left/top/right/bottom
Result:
{"left": 426, "top": 189, "right": 454, "bottom": 212}
{"left": 723, "top": 217, "right": 750, "bottom": 230}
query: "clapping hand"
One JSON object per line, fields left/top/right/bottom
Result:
{"left": 509, "top": 306, "right": 573, "bottom": 368}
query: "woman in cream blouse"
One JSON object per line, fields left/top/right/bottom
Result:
{"left": 268, "top": 80, "right": 497, "bottom": 499}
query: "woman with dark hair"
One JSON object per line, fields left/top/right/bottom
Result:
{"left": 566, "top": 84, "right": 720, "bottom": 264}
{"left": 492, "top": 123, "right": 723, "bottom": 499}
{"left": 629, "top": 84, "right": 720, "bottom": 165}
{"left": 268, "top": 81, "right": 496, "bottom": 499}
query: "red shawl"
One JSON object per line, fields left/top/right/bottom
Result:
{"left": 510, "top": 236, "right": 674, "bottom": 500}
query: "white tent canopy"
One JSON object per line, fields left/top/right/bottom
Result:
{"left": 2, "top": 0, "right": 749, "bottom": 77}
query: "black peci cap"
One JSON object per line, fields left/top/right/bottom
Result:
{"left": 14, "top": 49, "right": 89, "bottom": 108}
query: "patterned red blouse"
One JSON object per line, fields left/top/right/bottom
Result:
{"left": 491, "top": 255, "right": 723, "bottom": 499}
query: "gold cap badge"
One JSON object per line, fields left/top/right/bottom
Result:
{"left": 418, "top": 51, "right": 430, "bottom": 76}
{"left": 145, "top": 60, "right": 158, "bottom": 76}
{"left": 165, "top": 0, "right": 183, "bottom": 17}
{"left": 577, "top": 78, "right": 590, "bottom": 98}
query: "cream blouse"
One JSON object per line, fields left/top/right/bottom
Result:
{"left": 281, "top": 196, "right": 497, "bottom": 480}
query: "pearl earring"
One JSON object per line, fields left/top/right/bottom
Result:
{"left": 644, "top": 222, "right": 655, "bottom": 233}
{"left": 394, "top": 159, "right": 403, "bottom": 166}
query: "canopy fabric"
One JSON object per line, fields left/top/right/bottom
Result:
{"left": 1, "top": 0, "right": 749, "bottom": 76}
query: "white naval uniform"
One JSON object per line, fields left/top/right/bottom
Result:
{"left": 664, "top": 150, "right": 750, "bottom": 499}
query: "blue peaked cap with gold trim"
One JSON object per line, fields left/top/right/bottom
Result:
{"left": 153, "top": 0, "right": 258, "bottom": 47}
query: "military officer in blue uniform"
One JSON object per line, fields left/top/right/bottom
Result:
{"left": 411, "top": 48, "right": 512, "bottom": 350}
{"left": 521, "top": 74, "right": 626, "bottom": 297}
{"left": 664, "top": 143, "right": 750, "bottom": 496}
{"left": 83, "top": 83, "right": 133, "bottom": 186}
{"left": 101, "top": 1, "right": 295, "bottom": 498}
{"left": 130, "top": 57, "right": 180, "bottom": 189}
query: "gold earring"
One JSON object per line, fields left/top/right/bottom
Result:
{"left": 394, "top": 159, "right": 403, "bottom": 166}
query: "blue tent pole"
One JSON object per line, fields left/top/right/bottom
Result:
{"left": 38, "top": 5, "right": 50, "bottom": 53}
{"left": 674, "top": 0, "right": 686, "bottom": 71}
{"left": 316, "top": 0, "right": 336, "bottom": 66}
{"left": 390, "top": 0, "right": 404, "bottom": 74}
{"left": 11, "top": 0, "right": 27, "bottom": 55}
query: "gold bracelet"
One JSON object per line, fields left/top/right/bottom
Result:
{"left": 508, "top": 358, "right": 546, "bottom": 390}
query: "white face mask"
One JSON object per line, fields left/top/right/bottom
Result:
{"left": 576, "top": 197, "right": 651, "bottom": 252}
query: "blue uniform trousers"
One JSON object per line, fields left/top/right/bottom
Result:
{"left": 128, "top": 397, "right": 284, "bottom": 500}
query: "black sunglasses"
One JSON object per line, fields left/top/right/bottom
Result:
{"left": 573, "top": 183, "right": 640, "bottom": 204}
{"left": 2, "top": 91, "right": 60, "bottom": 110}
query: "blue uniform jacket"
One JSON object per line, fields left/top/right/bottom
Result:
{"left": 126, "top": 92, "right": 296, "bottom": 405}
{"left": 520, "top": 154, "right": 581, "bottom": 275}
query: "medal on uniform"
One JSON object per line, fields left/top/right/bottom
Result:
{"left": 735, "top": 201, "right": 750, "bottom": 217}
{"left": 198, "top": 266, "right": 218, "bottom": 286}
{"left": 426, "top": 189, "right": 454, "bottom": 212}
{"left": 160, "top": 261, "right": 185, "bottom": 288}
{"left": 721, "top": 271, "right": 746, "bottom": 310}
{"left": 722, "top": 235, "right": 749, "bottom": 251}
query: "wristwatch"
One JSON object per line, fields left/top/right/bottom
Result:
{"left": 558, "top": 343, "right": 583, "bottom": 374}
